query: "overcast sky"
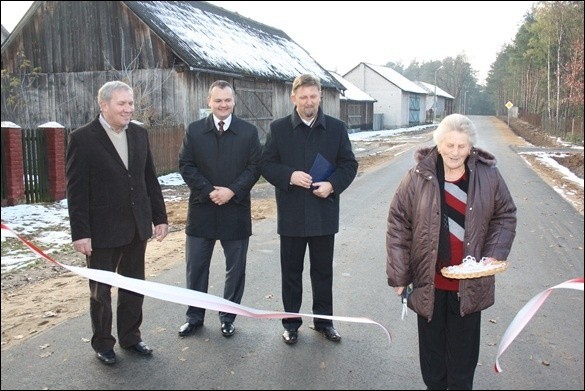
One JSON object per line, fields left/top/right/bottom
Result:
{"left": 1, "top": 1, "right": 535, "bottom": 84}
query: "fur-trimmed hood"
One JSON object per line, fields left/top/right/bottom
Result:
{"left": 386, "top": 142, "right": 516, "bottom": 320}
{"left": 414, "top": 146, "right": 497, "bottom": 173}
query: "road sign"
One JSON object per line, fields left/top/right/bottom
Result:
{"left": 505, "top": 101, "right": 514, "bottom": 110}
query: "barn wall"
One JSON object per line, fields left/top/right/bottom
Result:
{"left": 1, "top": 69, "right": 340, "bottom": 146}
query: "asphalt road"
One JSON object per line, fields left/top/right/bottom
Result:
{"left": 1, "top": 116, "right": 583, "bottom": 390}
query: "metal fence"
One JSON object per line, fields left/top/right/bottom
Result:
{"left": 22, "top": 128, "right": 51, "bottom": 203}
{"left": 519, "top": 112, "right": 584, "bottom": 144}
{"left": 1, "top": 133, "right": 6, "bottom": 202}
{"left": 1, "top": 124, "right": 185, "bottom": 205}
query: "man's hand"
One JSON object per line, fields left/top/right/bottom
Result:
{"left": 210, "top": 186, "right": 235, "bottom": 206}
{"left": 73, "top": 238, "right": 92, "bottom": 256}
{"left": 312, "top": 181, "right": 333, "bottom": 198}
{"left": 290, "top": 171, "right": 313, "bottom": 189}
{"left": 154, "top": 224, "right": 168, "bottom": 241}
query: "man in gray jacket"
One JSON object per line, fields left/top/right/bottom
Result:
{"left": 260, "top": 74, "right": 358, "bottom": 345}
{"left": 178, "top": 80, "right": 261, "bottom": 338}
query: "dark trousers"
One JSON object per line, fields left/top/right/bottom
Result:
{"left": 185, "top": 235, "right": 249, "bottom": 324}
{"left": 87, "top": 234, "right": 147, "bottom": 353}
{"left": 279, "top": 234, "right": 335, "bottom": 330}
{"left": 417, "top": 289, "right": 481, "bottom": 390}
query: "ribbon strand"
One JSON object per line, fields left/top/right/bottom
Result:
{"left": 1, "top": 223, "right": 392, "bottom": 344}
{"left": 494, "top": 277, "right": 584, "bottom": 372}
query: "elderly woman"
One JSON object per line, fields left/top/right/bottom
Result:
{"left": 386, "top": 113, "right": 517, "bottom": 390}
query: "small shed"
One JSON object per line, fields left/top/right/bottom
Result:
{"left": 330, "top": 71, "right": 376, "bottom": 132}
{"left": 414, "top": 81, "right": 455, "bottom": 123}
{"left": 343, "top": 62, "right": 428, "bottom": 129}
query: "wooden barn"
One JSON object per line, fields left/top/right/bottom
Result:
{"left": 0, "top": 1, "right": 344, "bottom": 148}
{"left": 1, "top": 25, "right": 9, "bottom": 44}
{"left": 330, "top": 71, "right": 376, "bottom": 132}
{"left": 343, "top": 62, "right": 428, "bottom": 129}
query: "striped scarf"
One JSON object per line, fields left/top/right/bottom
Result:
{"left": 436, "top": 155, "right": 469, "bottom": 271}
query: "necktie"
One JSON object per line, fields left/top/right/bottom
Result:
{"left": 217, "top": 121, "right": 225, "bottom": 136}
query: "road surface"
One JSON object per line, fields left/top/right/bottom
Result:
{"left": 1, "top": 116, "right": 583, "bottom": 390}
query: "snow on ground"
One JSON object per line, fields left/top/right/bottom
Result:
{"left": 2, "top": 125, "right": 582, "bottom": 272}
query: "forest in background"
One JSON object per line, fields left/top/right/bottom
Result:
{"left": 387, "top": 1, "right": 583, "bottom": 142}
{"left": 2, "top": 1, "right": 582, "bottom": 142}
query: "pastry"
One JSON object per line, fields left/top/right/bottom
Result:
{"left": 441, "top": 256, "right": 509, "bottom": 279}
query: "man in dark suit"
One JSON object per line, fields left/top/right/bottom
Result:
{"left": 259, "top": 74, "right": 358, "bottom": 345}
{"left": 66, "top": 80, "right": 168, "bottom": 365}
{"left": 178, "top": 80, "right": 261, "bottom": 338}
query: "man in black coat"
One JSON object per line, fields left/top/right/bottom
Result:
{"left": 259, "top": 74, "right": 358, "bottom": 344}
{"left": 178, "top": 80, "right": 261, "bottom": 338}
{"left": 66, "top": 81, "right": 168, "bottom": 365}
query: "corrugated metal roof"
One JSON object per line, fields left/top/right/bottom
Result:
{"left": 415, "top": 81, "right": 455, "bottom": 99}
{"left": 330, "top": 71, "right": 376, "bottom": 102}
{"left": 124, "top": 1, "right": 344, "bottom": 89}
{"left": 362, "top": 63, "right": 428, "bottom": 94}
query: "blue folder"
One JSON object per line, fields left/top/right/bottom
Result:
{"left": 309, "top": 153, "right": 334, "bottom": 183}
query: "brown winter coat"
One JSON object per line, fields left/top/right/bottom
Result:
{"left": 386, "top": 146, "right": 517, "bottom": 321}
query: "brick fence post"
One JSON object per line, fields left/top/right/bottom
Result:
{"left": 1, "top": 122, "right": 26, "bottom": 206}
{"left": 40, "top": 122, "right": 66, "bottom": 201}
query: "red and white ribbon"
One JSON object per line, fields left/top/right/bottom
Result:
{"left": 1, "top": 223, "right": 391, "bottom": 343}
{"left": 494, "top": 277, "right": 584, "bottom": 373}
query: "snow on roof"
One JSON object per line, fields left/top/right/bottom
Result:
{"left": 362, "top": 63, "right": 427, "bottom": 94}
{"left": 126, "top": 1, "right": 342, "bottom": 89}
{"left": 415, "top": 81, "right": 455, "bottom": 99}
{"left": 329, "top": 71, "right": 376, "bottom": 102}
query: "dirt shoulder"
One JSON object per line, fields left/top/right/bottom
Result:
{"left": 0, "top": 136, "right": 422, "bottom": 351}
{"left": 503, "top": 116, "right": 584, "bottom": 215}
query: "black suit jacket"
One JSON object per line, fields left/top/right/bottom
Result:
{"left": 259, "top": 107, "right": 358, "bottom": 237}
{"left": 179, "top": 114, "right": 261, "bottom": 240}
{"left": 66, "top": 116, "right": 167, "bottom": 248}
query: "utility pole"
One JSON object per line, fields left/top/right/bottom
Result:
{"left": 433, "top": 65, "right": 443, "bottom": 123}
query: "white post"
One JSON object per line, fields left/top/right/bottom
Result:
{"left": 433, "top": 65, "right": 443, "bottom": 123}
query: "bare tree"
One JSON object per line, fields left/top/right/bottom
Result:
{"left": 1, "top": 50, "right": 41, "bottom": 128}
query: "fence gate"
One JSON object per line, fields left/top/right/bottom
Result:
{"left": 22, "top": 128, "right": 51, "bottom": 203}
{"left": 1, "top": 131, "right": 6, "bottom": 202}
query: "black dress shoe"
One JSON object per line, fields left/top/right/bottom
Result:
{"left": 179, "top": 321, "right": 203, "bottom": 337}
{"left": 282, "top": 329, "right": 298, "bottom": 345}
{"left": 124, "top": 341, "right": 153, "bottom": 355}
{"left": 221, "top": 322, "right": 235, "bottom": 337}
{"left": 96, "top": 349, "right": 116, "bottom": 365}
{"left": 315, "top": 325, "right": 341, "bottom": 342}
